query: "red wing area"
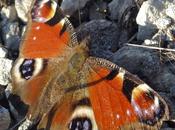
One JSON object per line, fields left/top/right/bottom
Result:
{"left": 88, "top": 67, "right": 138, "bottom": 129}
{"left": 21, "top": 22, "right": 70, "bottom": 58}
{"left": 88, "top": 66, "right": 169, "bottom": 130}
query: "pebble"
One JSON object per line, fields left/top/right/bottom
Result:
{"left": 15, "top": 0, "right": 33, "bottom": 22}
{"left": 0, "top": 58, "right": 13, "bottom": 86}
{"left": 0, "top": 105, "right": 11, "bottom": 130}
{"left": 61, "top": 0, "right": 90, "bottom": 16}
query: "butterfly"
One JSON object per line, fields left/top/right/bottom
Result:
{"left": 10, "top": 0, "right": 171, "bottom": 129}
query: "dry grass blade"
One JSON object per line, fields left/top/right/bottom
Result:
{"left": 126, "top": 43, "right": 175, "bottom": 52}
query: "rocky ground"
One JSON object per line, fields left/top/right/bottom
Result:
{"left": 0, "top": 0, "right": 175, "bottom": 130}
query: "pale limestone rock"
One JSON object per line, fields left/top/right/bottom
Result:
{"left": 136, "top": 0, "right": 175, "bottom": 40}
{"left": 15, "top": 0, "right": 33, "bottom": 22}
{"left": 0, "top": 47, "right": 7, "bottom": 58}
{"left": 0, "top": 58, "right": 13, "bottom": 85}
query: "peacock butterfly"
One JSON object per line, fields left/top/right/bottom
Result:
{"left": 11, "top": 0, "right": 171, "bottom": 130}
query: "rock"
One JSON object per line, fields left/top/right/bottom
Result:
{"left": 68, "top": 1, "right": 90, "bottom": 27}
{"left": 137, "top": 26, "right": 158, "bottom": 41}
{"left": 0, "top": 46, "right": 7, "bottom": 58}
{"left": 0, "top": 85, "right": 6, "bottom": 101}
{"left": 0, "top": 21, "right": 21, "bottom": 51}
{"left": 136, "top": 1, "right": 157, "bottom": 40}
{"left": 1, "top": 5, "right": 17, "bottom": 21}
{"left": 170, "top": 87, "right": 175, "bottom": 98}
{"left": 161, "top": 128, "right": 174, "bottom": 130}
{"left": 76, "top": 20, "right": 120, "bottom": 59}
{"left": 134, "top": 0, "right": 147, "bottom": 7}
{"left": 142, "top": 24, "right": 175, "bottom": 49}
{"left": 108, "top": 0, "right": 136, "bottom": 21}
{"left": 136, "top": 0, "right": 175, "bottom": 40}
{"left": 152, "top": 65, "right": 175, "bottom": 92}
{"left": 110, "top": 46, "right": 162, "bottom": 90}
{"left": 155, "top": 17, "right": 172, "bottom": 30}
{"left": 166, "top": 4, "right": 175, "bottom": 20}
{"left": 5, "top": 83, "right": 12, "bottom": 98}
{"left": 144, "top": 39, "right": 159, "bottom": 46}
{"left": 159, "top": 92, "right": 175, "bottom": 120}
{"left": 108, "top": 0, "right": 138, "bottom": 41}
{"left": 0, "top": 105, "right": 11, "bottom": 130}
{"left": 89, "top": 1, "right": 108, "bottom": 20}
{"left": 15, "top": 0, "right": 33, "bottom": 22}
{"left": 61, "top": 0, "right": 90, "bottom": 16}
{"left": 0, "top": 58, "right": 13, "bottom": 86}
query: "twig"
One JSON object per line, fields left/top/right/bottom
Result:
{"left": 126, "top": 43, "right": 175, "bottom": 52}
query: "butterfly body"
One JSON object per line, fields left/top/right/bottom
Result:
{"left": 11, "top": 0, "right": 170, "bottom": 130}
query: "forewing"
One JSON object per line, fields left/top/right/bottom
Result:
{"left": 19, "top": 0, "right": 78, "bottom": 59}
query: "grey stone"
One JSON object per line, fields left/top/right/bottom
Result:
{"left": 110, "top": 46, "right": 162, "bottom": 90}
{"left": 1, "top": 5, "right": 17, "bottom": 21}
{"left": 0, "top": 85, "right": 6, "bottom": 100}
{"left": 108, "top": 0, "right": 135, "bottom": 20}
{"left": 0, "top": 106, "right": 11, "bottom": 130}
{"left": 161, "top": 128, "right": 174, "bottom": 130}
{"left": 137, "top": 25, "right": 158, "bottom": 41}
{"left": 159, "top": 92, "right": 175, "bottom": 120}
{"left": 61, "top": 0, "right": 90, "bottom": 16}
{"left": 76, "top": 20, "right": 120, "bottom": 59}
{"left": 15, "top": 0, "right": 33, "bottom": 22}
{"left": 89, "top": 1, "right": 108, "bottom": 20}
{"left": 166, "top": 3, "right": 175, "bottom": 20}
{"left": 136, "top": 0, "right": 175, "bottom": 40}
{"left": 0, "top": 46, "right": 7, "bottom": 58}
{"left": 170, "top": 86, "right": 175, "bottom": 98}
{"left": 1, "top": 21, "right": 21, "bottom": 51}
{"left": 152, "top": 65, "right": 175, "bottom": 92}
{"left": 155, "top": 17, "right": 172, "bottom": 30}
{"left": 0, "top": 58, "right": 13, "bottom": 86}
{"left": 142, "top": 24, "right": 175, "bottom": 49}
{"left": 108, "top": 0, "right": 138, "bottom": 42}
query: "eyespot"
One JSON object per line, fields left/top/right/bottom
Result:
{"left": 19, "top": 59, "right": 35, "bottom": 80}
{"left": 131, "top": 84, "right": 166, "bottom": 125}
{"left": 12, "top": 58, "right": 44, "bottom": 82}
{"left": 32, "top": 0, "right": 57, "bottom": 23}
{"left": 68, "top": 106, "right": 98, "bottom": 130}
{"left": 69, "top": 117, "right": 92, "bottom": 130}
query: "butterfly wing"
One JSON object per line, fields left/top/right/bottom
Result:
{"left": 19, "top": 0, "right": 77, "bottom": 59}
{"left": 87, "top": 57, "right": 169, "bottom": 129}
{"left": 11, "top": 0, "right": 78, "bottom": 122}
{"left": 37, "top": 57, "right": 169, "bottom": 130}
